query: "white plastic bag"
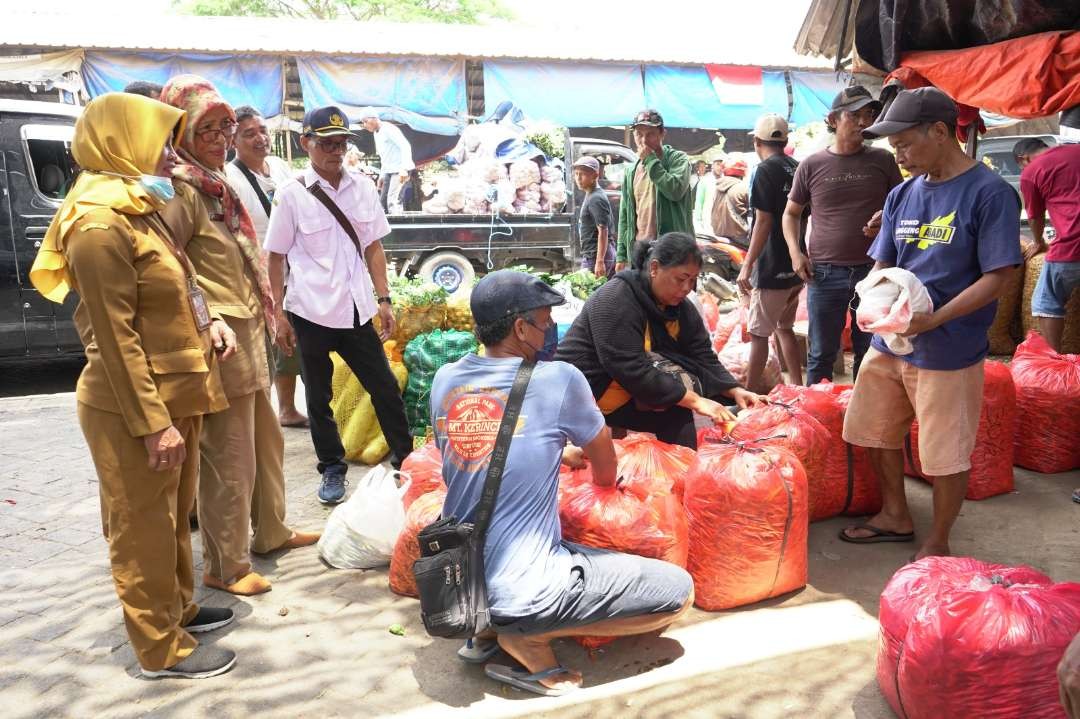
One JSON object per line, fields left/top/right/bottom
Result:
{"left": 855, "top": 268, "right": 933, "bottom": 355}
{"left": 318, "top": 467, "right": 409, "bottom": 569}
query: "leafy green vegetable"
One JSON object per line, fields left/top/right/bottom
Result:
{"left": 390, "top": 275, "right": 449, "bottom": 307}
{"left": 388, "top": 623, "right": 406, "bottom": 637}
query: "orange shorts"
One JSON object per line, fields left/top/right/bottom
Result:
{"left": 842, "top": 348, "right": 984, "bottom": 476}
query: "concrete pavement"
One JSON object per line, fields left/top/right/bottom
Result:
{"left": 1, "top": 389, "right": 1077, "bottom": 718}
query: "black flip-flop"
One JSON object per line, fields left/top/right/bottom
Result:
{"left": 1072, "top": 489, "right": 1080, "bottom": 504}
{"left": 839, "top": 523, "right": 915, "bottom": 544}
{"left": 485, "top": 664, "right": 580, "bottom": 697}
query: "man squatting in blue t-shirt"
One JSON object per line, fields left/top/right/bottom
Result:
{"left": 837, "top": 88, "right": 1022, "bottom": 560}
{"left": 429, "top": 270, "right": 693, "bottom": 697}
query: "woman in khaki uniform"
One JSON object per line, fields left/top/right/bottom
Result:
{"left": 29, "top": 93, "right": 239, "bottom": 679}
{"left": 160, "top": 75, "right": 319, "bottom": 596}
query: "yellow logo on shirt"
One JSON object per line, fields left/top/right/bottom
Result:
{"left": 909, "top": 211, "right": 957, "bottom": 250}
{"left": 329, "top": 114, "right": 344, "bottom": 127}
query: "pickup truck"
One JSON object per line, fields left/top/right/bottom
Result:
{"left": 0, "top": 101, "right": 638, "bottom": 360}
{"left": 384, "top": 134, "right": 637, "bottom": 293}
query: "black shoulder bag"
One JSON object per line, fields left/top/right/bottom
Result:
{"left": 231, "top": 159, "right": 273, "bottom": 217}
{"left": 412, "top": 359, "right": 535, "bottom": 639}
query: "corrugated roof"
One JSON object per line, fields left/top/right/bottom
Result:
{"left": 1, "top": 11, "right": 835, "bottom": 69}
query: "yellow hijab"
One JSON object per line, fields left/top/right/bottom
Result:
{"left": 29, "top": 93, "right": 187, "bottom": 303}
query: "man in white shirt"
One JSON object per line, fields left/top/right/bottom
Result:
{"left": 265, "top": 105, "right": 412, "bottom": 504}
{"left": 225, "top": 105, "right": 308, "bottom": 429}
{"left": 359, "top": 108, "right": 414, "bottom": 215}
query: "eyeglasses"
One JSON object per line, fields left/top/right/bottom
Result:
{"left": 525, "top": 316, "right": 555, "bottom": 333}
{"left": 194, "top": 120, "right": 238, "bottom": 142}
{"left": 313, "top": 138, "right": 350, "bottom": 153}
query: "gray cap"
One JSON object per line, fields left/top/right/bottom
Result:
{"left": 572, "top": 156, "right": 600, "bottom": 173}
{"left": 863, "top": 87, "right": 958, "bottom": 139}
{"left": 470, "top": 270, "right": 566, "bottom": 325}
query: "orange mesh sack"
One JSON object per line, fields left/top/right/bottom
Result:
{"left": 613, "top": 433, "right": 696, "bottom": 499}
{"left": 1011, "top": 331, "right": 1080, "bottom": 473}
{"left": 389, "top": 489, "right": 446, "bottom": 598}
{"left": 684, "top": 439, "right": 808, "bottom": 610}
{"left": 400, "top": 441, "right": 445, "bottom": 509}
{"left": 702, "top": 403, "right": 835, "bottom": 521}
{"left": 904, "top": 361, "right": 1015, "bottom": 499}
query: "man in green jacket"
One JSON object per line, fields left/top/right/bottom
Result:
{"left": 615, "top": 109, "right": 694, "bottom": 271}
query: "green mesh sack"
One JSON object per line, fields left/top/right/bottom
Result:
{"left": 402, "top": 329, "right": 478, "bottom": 436}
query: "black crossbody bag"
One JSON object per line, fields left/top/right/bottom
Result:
{"left": 412, "top": 359, "right": 535, "bottom": 639}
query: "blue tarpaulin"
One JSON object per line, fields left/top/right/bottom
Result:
{"left": 643, "top": 65, "right": 788, "bottom": 129}
{"left": 790, "top": 71, "right": 851, "bottom": 125}
{"left": 296, "top": 56, "right": 465, "bottom": 136}
{"left": 483, "top": 61, "right": 646, "bottom": 127}
{"left": 82, "top": 51, "right": 284, "bottom": 119}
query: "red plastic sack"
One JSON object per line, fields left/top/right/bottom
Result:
{"left": 389, "top": 489, "right": 446, "bottom": 598}
{"left": 904, "top": 361, "right": 1016, "bottom": 499}
{"left": 400, "top": 442, "right": 444, "bottom": 509}
{"left": 613, "top": 433, "right": 696, "bottom": 499}
{"left": 558, "top": 474, "right": 689, "bottom": 568}
{"left": 699, "top": 292, "right": 719, "bottom": 334}
{"left": 711, "top": 307, "right": 742, "bottom": 352}
{"left": 684, "top": 439, "right": 808, "bottom": 610}
{"left": 878, "top": 557, "right": 1080, "bottom": 719}
{"left": 805, "top": 381, "right": 882, "bottom": 516}
{"left": 703, "top": 402, "right": 836, "bottom": 521}
{"left": 1011, "top": 331, "right": 1080, "bottom": 473}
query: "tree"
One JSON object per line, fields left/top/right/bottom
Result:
{"left": 174, "top": 0, "right": 513, "bottom": 24}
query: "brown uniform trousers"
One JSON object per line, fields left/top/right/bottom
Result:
{"left": 165, "top": 183, "right": 291, "bottom": 584}
{"left": 65, "top": 209, "right": 228, "bottom": 671}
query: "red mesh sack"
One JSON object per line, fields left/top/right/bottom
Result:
{"left": 389, "top": 488, "right": 446, "bottom": 598}
{"left": 613, "top": 433, "right": 696, "bottom": 499}
{"left": 904, "top": 361, "right": 1016, "bottom": 499}
{"left": 400, "top": 442, "right": 444, "bottom": 509}
{"left": 558, "top": 475, "right": 689, "bottom": 568}
{"left": 557, "top": 463, "right": 690, "bottom": 650}
{"left": 1011, "top": 331, "right": 1080, "bottom": 473}
{"left": 699, "top": 292, "right": 719, "bottom": 333}
{"left": 702, "top": 403, "right": 835, "bottom": 521}
{"left": 684, "top": 439, "right": 808, "bottom": 610}
{"left": 806, "top": 381, "right": 882, "bottom": 516}
{"left": 711, "top": 308, "right": 742, "bottom": 352}
{"left": 878, "top": 556, "right": 1080, "bottom": 719}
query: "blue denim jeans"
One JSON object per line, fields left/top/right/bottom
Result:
{"left": 807, "top": 262, "right": 873, "bottom": 385}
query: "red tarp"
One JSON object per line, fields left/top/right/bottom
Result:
{"left": 888, "top": 31, "right": 1080, "bottom": 119}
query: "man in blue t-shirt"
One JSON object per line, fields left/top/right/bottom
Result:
{"left": 430, "top": 270, "right": 693, "bottom": 697}
{"left": 839, "top": 88, "right": 1022, "bottom": 560}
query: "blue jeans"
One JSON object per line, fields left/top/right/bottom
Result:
{"left": 807, "top": 262, "right": 873, "bottom": 385}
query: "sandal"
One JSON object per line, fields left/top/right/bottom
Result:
{"left": 484, "top": 663, "right": 580, "bottom": 697}
{"left": 457, "top": 637, "right": 500, "bottom": 664}
{"left": 839, "top": 523, "right": 915, "bottom": 544}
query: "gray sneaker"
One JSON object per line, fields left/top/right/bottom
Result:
{"left": 184, "top": 606, "right": 234, "bottom": 634}
{"left": 142, "top": 646, "right": 237, "bottom": 679}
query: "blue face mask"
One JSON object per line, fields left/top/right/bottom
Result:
{"left": 140, "top": 175, "right": 176, "bottom": 203}
{"left": 527, "top": 320, "right": 560, "bottom": 362}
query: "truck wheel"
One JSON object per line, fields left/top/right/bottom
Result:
{"left": 418, "top": 252, "right": 476, "bottom": 295}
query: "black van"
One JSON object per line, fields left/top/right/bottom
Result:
{"left": 0, "top": 100, "right": 82, "bottom": 360}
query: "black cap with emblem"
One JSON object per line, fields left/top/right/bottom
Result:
{"left": 302, "top": 105, "right": 356, "bottom": 137}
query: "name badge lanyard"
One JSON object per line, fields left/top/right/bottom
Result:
{"left": 148, "top": 212, "right": 213, "bottom": 332}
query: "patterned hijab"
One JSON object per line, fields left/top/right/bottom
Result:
{"left": 160, "top": 74, "right": 276, "bottom": 338}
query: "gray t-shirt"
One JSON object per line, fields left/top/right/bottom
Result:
{"left": 788, "top": 146, "right": 903, "bottom": 266}
{"left": 431, "top": 355, "right": 605, "bottom": 618}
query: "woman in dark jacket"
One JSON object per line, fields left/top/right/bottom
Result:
{"left": 556, "top": 232, "right": 764, "bottom": 448}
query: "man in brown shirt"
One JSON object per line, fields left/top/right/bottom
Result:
{"left": 711, "top": 159, "right": 749, "bottom": 242}
{"left": 782, "top": 85, "right": 903, "bottom": 383}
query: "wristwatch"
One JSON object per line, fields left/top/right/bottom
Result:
{"left": 377, "top": 296, "right": 393, "bottom": 306}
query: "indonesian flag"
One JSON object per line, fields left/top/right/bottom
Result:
{"left": 706, "top": 65, "right": 765, "bottom": 106}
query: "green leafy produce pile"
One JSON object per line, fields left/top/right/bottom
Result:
{"left": 390, "top": 275, "right": 449, "bottom": 307}
{"left": 504, "top": 266, "right": 607, "bottom": 300}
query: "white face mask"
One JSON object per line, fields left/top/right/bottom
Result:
{"left": 139, "top": 175, "right": 176, "bottom": 202}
